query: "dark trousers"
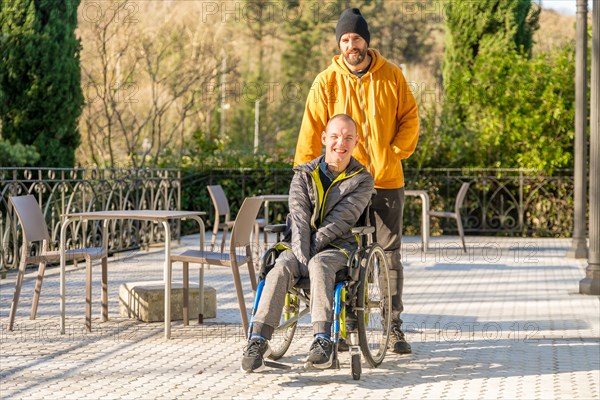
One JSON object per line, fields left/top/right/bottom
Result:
{"left": 370, "top": 187, "right": 405, "bottom": 324}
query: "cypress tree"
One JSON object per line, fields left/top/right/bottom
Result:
{"left": 0, "top": 0, "right": 83, "bottom": 167}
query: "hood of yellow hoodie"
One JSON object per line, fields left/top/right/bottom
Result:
{"left": 330, "top": 48, "right": 386, "bottom": 76}
{"left": 294, "top": 46, "right": 419, "bottom": 189}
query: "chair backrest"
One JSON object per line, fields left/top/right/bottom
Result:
{"left": 454, "top": 182, "right": 470, "bottom": 212}
{"left": 229, "top": 197, "right": 263, "bottom": 250}
{"left": 207, "top": 185, "right": 231, "bottom": 221}
{"left": 9, "top": 195, "right": 50, "bottom": 243}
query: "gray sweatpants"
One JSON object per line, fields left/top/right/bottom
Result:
{"left": 251, "top": 249, "right": 347, "bottom": 340}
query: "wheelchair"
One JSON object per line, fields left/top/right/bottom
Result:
{"left": 248, "top": 222, "right": 392, "bottom": 380}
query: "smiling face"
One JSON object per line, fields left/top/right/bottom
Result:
{"left": 339, "top": 32, "right": 369, "bottom": 70}
{"left": 321, "top": 116, "right": 359, "bottom": 173}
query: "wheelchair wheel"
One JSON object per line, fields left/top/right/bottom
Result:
{"left": 268, "top": 292, "right": 298, "bottom": 360}
{"left": 356, "top": 243, "right": 392, "bottom": 367}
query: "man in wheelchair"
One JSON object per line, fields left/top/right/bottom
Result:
{"left": 241, "top": 114, "right": 375, "bottom": 373}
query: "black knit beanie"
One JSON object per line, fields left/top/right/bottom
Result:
{"left": 335, "top": 8, "right": 370, "bottom": 47}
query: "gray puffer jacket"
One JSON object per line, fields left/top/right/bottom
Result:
{"left": 287, "top": 155, "right": 375, "bottom": 268}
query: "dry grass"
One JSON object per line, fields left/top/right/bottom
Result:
{"left": 534, "top": 8, "right": 577, "bottom": 54}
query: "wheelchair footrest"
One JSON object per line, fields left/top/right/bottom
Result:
{"left": 264, "top": 360, "right": 291, "bottom": 370}
{"left": 304, "top": 358, "right": 338, "bottom": 370}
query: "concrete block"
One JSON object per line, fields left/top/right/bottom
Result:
{"left": 119, "top": 281, "right": 216, "bottom": 322}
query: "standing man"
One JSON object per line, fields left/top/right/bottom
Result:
{"left": 294, "top": 7, "right": 419, "bottom": 354}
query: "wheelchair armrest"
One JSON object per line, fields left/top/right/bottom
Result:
{"left": 265, "top": 224, "right": 287, "bottom": 233}
{"left": 352, "top": 226, "right": 375, "bottom": 235}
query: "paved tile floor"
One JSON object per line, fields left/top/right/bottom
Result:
{"left": 1, "top": 235, "right": 598, "bottom": 399}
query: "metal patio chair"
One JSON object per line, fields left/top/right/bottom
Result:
{"left": 8, "top": 195, "right": 108, "bottom": 331}
{"left": 428, "top": 182, "right": 470, "bottom": 252}
{"left": 169, "top": 196, "right": 263, "bottom": 333}
{"left": 207, "top": 184, "right": 266, "bottom": 253}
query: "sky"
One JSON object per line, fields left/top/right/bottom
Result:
{"left": 542, "top": 0, "right": 594, "bottom": 15}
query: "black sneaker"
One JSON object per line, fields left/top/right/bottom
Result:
{"left": 389, "top": 325, "right": 412, "bottom": 354}
{"left": 241, "top": 337, "right": 272, "bottom": 373}
{"left": 306, "top": 337, "right": 333, "bottom": 369}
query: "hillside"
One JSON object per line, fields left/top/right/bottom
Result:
{"left": 74, "top": 3, "right": 580, "bottom": 167}
{"left": 535, "top": 8, "right": 577, "bottom": 53}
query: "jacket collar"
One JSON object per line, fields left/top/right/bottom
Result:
{"left": 294, "top": 155, "right": 365, "bottom": 176}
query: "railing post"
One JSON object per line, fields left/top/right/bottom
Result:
{"left": 519, "top": 169, "right": 524, "bottom": 235}
{"left": 569, "top": 0, "right": 589, "bottom": 259}
{"left": 580, "top": 0, "right": 600, "bottom": 295}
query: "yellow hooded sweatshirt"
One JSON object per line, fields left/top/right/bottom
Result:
{"left": 294, "top": 49, "right": 419, "bottom": 189}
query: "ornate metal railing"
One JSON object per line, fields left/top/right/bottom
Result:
{"left": 1, "top": 168, "right": 181, "bottom": 272}
{"left": 1, "top": 167, "right": 574, "bottom": 273}
{"left": 181, "top": 167, "right": 574, "bottom": 238}
{"left": 402, "top": 168, "right": 574, "bottom": 237}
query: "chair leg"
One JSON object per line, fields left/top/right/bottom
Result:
{"left": 30, "top": 261, "right": 47, "bottom": 320}
{"left": 86, "top": 260, "right": 92, "bottom": 332}
{"left": 210, "top": 226, "right": 219, "bottom": 252}
{"left": 182, "top": 261, "right": 189, "bottom": 326}
{"left": 246, "top": 246, "right": 257, "bottom": 291}
{"left": 8, "top": 259, "right": 28, "bottom": 331}
{"left": 221, "top": 226, "right": 229, "bottom": 254}
{"left": 456, "top": 215, "right": 467, "bottom": 253}
{"left": 230, "top": 262, "right": 249, "bottom": 334}
{"left": 101, "top": 257, "right": 108, "bottom": 322}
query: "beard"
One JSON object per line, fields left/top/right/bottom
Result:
{"left": 343, "top": 47, "right": 368, "bottom": 66}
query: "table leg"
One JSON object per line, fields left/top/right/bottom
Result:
{"left": 254, "top": 223, "right": 260, "bottom": 263}
{"left": 102, "top": 220, "right": 109, "bottom": 321}
{"left": 191, "top": 216, "right": 205, "bottom": 323}
{"left": 423, "top": 194, "right": 430, "bottom": 251}
{"left": 199, "top": 264, "right": 205, "bottom": 323}
{"left": 418, "top": 194, "right": 427, "bottom": 251}
{"left": 59, "top": 217, "right": 72, "bottom": 335}
{"left": 406, "top": 191, "right": 431, "bottom": 252}
{"left": 264, "top": 200, "right": 270, "bottom": 224}
{"left": 162, "top": 221, "right": 171, "bottom": 340}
